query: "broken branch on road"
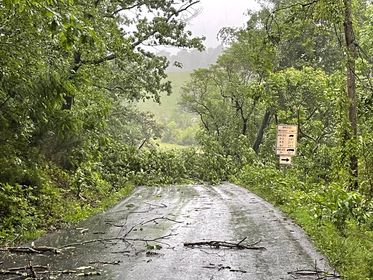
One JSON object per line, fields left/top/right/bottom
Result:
{"left": 89, "top": 260, "right": 121, "bottom": 265}
{"left": 202, "top": 263, "right": 247, "bottom": 273}
{"left": 58, "top": 216, "right": 181, "bottom": 249}
{"left": 0, "top": 262, "right": 102, "bottom": 278}
{"left": 0, "top": 246, "right": 60, "bottom": 254}
{"left": 288, "top": 269, "right": 341, "bottom": 279}
{"left": 184, "top": 238, "right": 265, "bottom": 250}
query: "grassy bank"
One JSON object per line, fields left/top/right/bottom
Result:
{"left": 232, "top": 164, "right": 373, "bottom": 280}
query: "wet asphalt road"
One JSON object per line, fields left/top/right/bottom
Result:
{"left": 0, "top": 184, "right": 338, "bottom": 280}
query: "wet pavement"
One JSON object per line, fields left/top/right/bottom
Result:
{"left": 0, "top": 184, "right": 338, "bottom": 279}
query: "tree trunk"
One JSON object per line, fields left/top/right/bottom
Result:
{"left": 343, "top": 0, "right": 358, "bottom": 189}
{"left": 253, "top": 109, "right": 272, "bottom": 154}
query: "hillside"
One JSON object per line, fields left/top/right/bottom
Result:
{"left": 137, "top": 72, "right": 199, "bottom": 146}
{"left": 137, "top": 72, "right": 191, "bottom": 121}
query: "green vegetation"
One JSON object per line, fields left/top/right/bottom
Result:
{"left": 138, "top": 71, "right": 200, "bottom": 146}
{"left": 179, "top": 0, "right": 373, "bottom": 279}
{"left": 232, "top": 165, "right": 373, "bottom": 279}
{"left": 0, "top": 0, "right": 205, "bottom": 243}
{"left": 1, "top": 0, "right": 372, "bottom": 279}
{"left": 138, "top": 72, "right": 191, "bottom": 120}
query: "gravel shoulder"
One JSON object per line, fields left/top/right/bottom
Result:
{"left": 0, "top": 184, "right": 338, "bottom": 280}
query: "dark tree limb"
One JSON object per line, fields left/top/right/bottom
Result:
{"left": 343, "top": 0, "right": 359, "bottom": 190}
{"left": 253, "top": 109, "right": 272, "bottom": 154}
{"left": 288, "top": 268, "right": 340, "bottom": 279}
{"left": 76, "top": 0, "right": 200, "bottom": 72}
{"left": 0, "top": 246, "right": 60, "bottom": 254}
{"left": 184, "top": 238, "right": 265, "bottom": 250}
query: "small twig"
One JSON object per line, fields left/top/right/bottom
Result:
{"left": 28, "top": 261, "right": 37, "bottom": 279}
{"left": 59, "top": 238, "right": 121, "bottom": 248}
{"left": 237, "top": 237, "right": 247, "bottom": 245}
{"left": 106, "top": 222, "right": 126, "bottom": 228}
{"left": 140, "top": 217, "right": 183, "bottom": 226}
{"left": 126, "top": 232, "right": 178, "bottom": 243}
{"left": 145, "top": 202, "right": 167, "bottom": 208}
{"left": 77, "top": 271, "right": 101, "bottom": 276}
{"left": 230, "top": 269, "right": 247, "bottom": 273}
{"left": 202, "top": 264, "right": 247, "bottom": 273}
{"left": 88, "top": 260, "right": 121, "bottom": 265}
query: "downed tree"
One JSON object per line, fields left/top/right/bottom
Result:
{"left": 184, "top": 237, "right": 265, "bottom": 250}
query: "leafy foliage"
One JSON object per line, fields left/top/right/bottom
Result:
{"left": 1, "top": 1, "right": 372, "bottom": 279}
{"left": 0, "top": 0, "right": 204, "bottom": 241}
{"left": 179, "top": 1, "right": 373, "bottom": 279}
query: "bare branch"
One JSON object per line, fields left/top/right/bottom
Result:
{"left": 184, "top": 238, "right": 265, "bottom": 250}
{"left": 112, "top": 3, "right": 142, "bottom": 16}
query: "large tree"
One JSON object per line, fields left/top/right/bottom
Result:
{"left": 0, "top": 0, "right": 204, "bottom": 176}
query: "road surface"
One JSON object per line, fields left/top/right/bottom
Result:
{"left": 0, "top": 184, "right": 338, "bottom": 279}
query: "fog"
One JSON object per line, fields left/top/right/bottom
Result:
{"left": 189, "top": 0, "right": 260, "bottom": 47}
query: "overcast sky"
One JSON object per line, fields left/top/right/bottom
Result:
{"left": 188, "top": 0, "right": 260, "bottom": 47}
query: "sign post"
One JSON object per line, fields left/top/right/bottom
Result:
{"left": 276, "top": 124, "right": 298, "bottom": 165}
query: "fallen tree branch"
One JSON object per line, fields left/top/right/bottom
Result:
{"left": 59, "top": 237, "right": 122, "bottom": 248}
{"left": 126, "top": 232, "right": 177, "bottom": 243}
{"left": 288, "top": 269, "right": 341, "bottom": 279}
{"left": 202, "top": 264, "right": 247, "bottom": 273}
{"left": 60, "top": 232, "right": 177, "bottom": 249}
{"left": 184, "top": 238, "right": 265, "bottom": 250}
{"left": 0, "top": 246, "right": 60, "bottom": 254}
{"left": 0, "top": 262, "right": 102, "bottom": 278}
{"left": 88, "top": 260, "right": 121, "bottom": 265}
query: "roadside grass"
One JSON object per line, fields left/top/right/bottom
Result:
{"left": 284, "top": 207, "right": 373, "bottom": 280}
{"left": 63, "top": 183, "right": 134, "bottom": 223}
{"left": 232, "top": 165, "right": 373, "bottom": 280}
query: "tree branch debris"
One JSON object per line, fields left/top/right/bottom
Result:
{"left": 203, "top": 263, "right": 247, "bottom": 273}
{"left": 0, "top": 246, "right": 60, "bottom": 254}
{"left": 89, "top": 260, "right": 121, "bottom": 265}
{"left": 184, "top": 237, "right": 265, "bottom": 250}
{"left": 0, "top": 262, "right": 101, "bottom": 278}
{"left": 57, "top": 216, "right": 180, "bottom": 249}
{"left": 288, "top": 269, "right": 340, "bottom": 279}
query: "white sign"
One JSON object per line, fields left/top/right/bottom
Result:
{"left": 276, "top": 124, "right": 298, "bottom": 156}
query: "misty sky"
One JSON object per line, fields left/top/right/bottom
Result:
{"left": 189, "top": 0, "right": 260, "bottom": 47}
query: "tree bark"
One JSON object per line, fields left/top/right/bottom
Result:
{"left": 343, "top": 0, "right": 358, "bottom": 189}
{"left": 253, "top": 109, "right": 272, "bottom": 154}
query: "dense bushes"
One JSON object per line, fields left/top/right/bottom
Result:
{"left": 0, "top": 139, "right": 240, "bottom": 243}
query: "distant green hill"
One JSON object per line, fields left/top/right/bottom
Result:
{"left": 137, "top": 72, "right": 199, "bottom": 147}
{"left": 138, "top": 72, "right": 191, "bottom": 121}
